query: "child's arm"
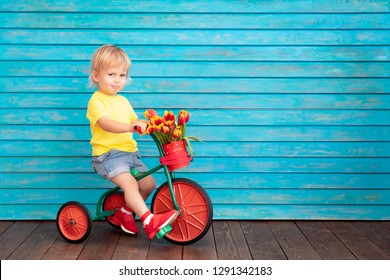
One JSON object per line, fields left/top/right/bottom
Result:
{"left": 98, "top": 116, "right": 147, "bottom": 133}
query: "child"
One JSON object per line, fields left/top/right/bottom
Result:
{"left": 86, "top": 44, "right": 178, "bottom": 239}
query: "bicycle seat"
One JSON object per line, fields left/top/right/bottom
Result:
{"left": 130, "top": 169, "right": 139, "bottom": 176}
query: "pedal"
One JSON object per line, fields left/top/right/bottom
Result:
{"left": 156, "top": 225, "right": 172, "bottom": 239}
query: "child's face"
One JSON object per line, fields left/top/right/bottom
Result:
{"left": 93, "top": 65, "right": 129, "bottom": 95}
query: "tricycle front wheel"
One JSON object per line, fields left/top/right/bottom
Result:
{"left": 151, "top": 178, "right": 213, "bottom": 245}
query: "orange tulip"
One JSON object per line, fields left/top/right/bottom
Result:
{"left": 172, "top": 126, "right": 182, "bottom": 139}
{"left": 145, "top": 123, "right": 154, "bottom": 134}
{"left": 150, "top": 116, "right": 164, "bottom": 131}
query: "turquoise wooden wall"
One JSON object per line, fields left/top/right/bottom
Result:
{"left": 0, "top": 0, "right": 389, "bottom": 220}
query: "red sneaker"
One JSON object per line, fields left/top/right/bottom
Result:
{"left": 141, "top": 210, "right": 178, "bottom": 239}
{"left": 111, "top": 207, "right": 139, "bottom": 235}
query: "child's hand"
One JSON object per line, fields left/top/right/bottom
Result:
{"left": 133, "top": 120, "right": 147, "bottom": 134}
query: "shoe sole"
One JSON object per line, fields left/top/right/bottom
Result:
{"left": 110, "top": 216, "right": 121, "bottom": 227}
{"left": 120, "top": 225, "right": 138, "bottom": 235}
{"left": 111, "top": 213, "right": 138, "bottom": 235}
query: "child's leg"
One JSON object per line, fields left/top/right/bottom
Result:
{"left": 111, "top": 172, "right": 178, "bottom": 240}
{"left": 137, "top": 174, "right": 156, "bottom": 201}
{"left": 110, "top": 172, "right": 149, "bottom": 217}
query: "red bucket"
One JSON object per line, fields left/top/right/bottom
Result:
{"left": 160, "top": 140, "right": 191, "bottom": 171}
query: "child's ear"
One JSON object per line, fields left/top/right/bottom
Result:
{"left": 92, "top": 71, "right": 99, "bottom": 83}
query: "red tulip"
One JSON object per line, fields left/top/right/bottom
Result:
{"left": 162, "top": 125, "right": 170, "bottom": 135}
{"left": 163, "top": 110, "right": 176, "bottom": 127}
{"left": 178, "top": 110, "right": 189, "bottom": 125}
{"left": 144, "top": 109, "right": 158, "bottom": 120}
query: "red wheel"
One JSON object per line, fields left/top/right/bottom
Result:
{"left": 56, "top": 201, "right": 92, "bottom": 243}
{"left": 151, "top": 178, "right": 213, "bottom": 245}
{"left": 102, "top": 191, "right": 125, "bottom": 228}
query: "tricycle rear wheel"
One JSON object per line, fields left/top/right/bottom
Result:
{"left": 102, "top": 191, "right": 125, "bottom": 228}
{"left": 56, "top": 201, "right": 92, "bottom": 243}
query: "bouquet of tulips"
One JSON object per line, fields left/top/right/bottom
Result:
{"left": 143, "top": 109, "right": 203, "bottom": 155}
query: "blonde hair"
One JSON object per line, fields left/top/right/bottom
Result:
{"left": 89, "top": 44, "right": 131, "bottom": 87}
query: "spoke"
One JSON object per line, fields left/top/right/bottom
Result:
{"left": 177, "top": 183, "right": 197, "bottom": 205}
{"left": 156, "top": 189, "right": 173, "bottom": 210}
{"left": 177, "top": 220, "right": 188, "bottom": 240}
{"left": 183, "top": 219, "right": 204, "bottom": 231}
{"left": 186, "top": 203, "right": 209, "bottom": 208}
{"left": 75, "top": 220, "right": 88, "bottom": 230}
{"left": 187, "top": 208, "right": 208, "bottom": 216}
{"left": 186, "top": 213, "right": 206, "bottom": 227}
{"left": 73, "top": 225, "right": 86, "bottom": 236}
{"left": 59, "top": 215, "right": 70, "bottom": 224}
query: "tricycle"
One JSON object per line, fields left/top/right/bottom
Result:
{"left": 56, "top": 132, "right": 213, "bottom": 245}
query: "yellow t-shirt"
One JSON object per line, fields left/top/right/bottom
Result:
{"left": 86, "top": 91, "right": 138, "bottom": 156}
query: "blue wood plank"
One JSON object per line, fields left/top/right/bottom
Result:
{"left": 2, "top": 93, "right": 389, "bottom": 109}
{"left": 1, "top": 77, "right": 389, "bottom": 93}
{"left": 2, "top": 109, "right": 389, "bottom": 125}
{"left": 2, "top": 30, "right": 389, "bottom": 45}
{"left": 212, "top": 205, "right": 390, "bottom": 220}
{"left": 1, "top": 157, "right": 389, "bottom": 173}
{"left": 2, "top": 141, "right": 389, "bottom": 157}
{"left": 2, "top": 173, "right": 389, "bottom": 190}
{"left": 1, "top": 46, "right": 389, "bottom": 61}
{"left": 1, "top": 125, "right": 389, "bottom": 142}
{"left": 2, "top": 125, "right": 389, "bottom": 141}
{"left": 3, "top": 61, "right": 390, "bottom": 78}
{"left": 2, "top": 189, "right": 389, "bottom": 205}
{"left": 2, "top": 12, "right": 390, "bottom": 29}
{"left": 1, "top": 0, "right": 388, "bottom": 13}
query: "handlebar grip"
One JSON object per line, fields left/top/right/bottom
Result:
{"left": 134, "top": 126, "right": 142, "bottom": 133}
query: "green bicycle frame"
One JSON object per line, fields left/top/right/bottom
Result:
{"left": 95, "top": 133, "right": 181, "bottom": 220}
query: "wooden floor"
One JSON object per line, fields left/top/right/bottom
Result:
{"left": 1, "top": 220, "right": 389, "bottom": 260}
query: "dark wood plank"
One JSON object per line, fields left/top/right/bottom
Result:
{"left": 40, "top": 222, "right": 99, "bottom": 260}
{"left": 41, "top": 235, "right": 87, "bottom": 260}
{"left": 7, "top": 221, "right": 58, "bottom": 260}
{"left": 241, "top": 221, "right": 286, "bottom": 260}
{"left": 2, "top": 221, "right": 389, "bottom": 260}
{"left": 382, "top": 222, "right": 390, "bottom": 230}
{"left": 0, "top": 221, "right": 14, "bottom": 234}
{"left": 296, "top": 221, "right": 355, "bottom": 260}
{"left": 213, "top": 221, "right": 252, "bottom": 260}
{"left": 112, "top": 221, "right": 150, "bottom": 260}
{"left": 352, "top": 221, "right": 390, "bottom": 255}
{"left": 77, "top": 222, "right": 121, "bottom": 260}
{"left": 0, "top": 221, "right": 41, "bottom": 259}
{"left": 269, "top": 221, "right": 321, "bottom": 260}
{"left": 325, "top": 221, "right": 390, "bottom": 260}
{"left": 182, "top": 225, "right": 217, "bottom": 260}
{"left": 147, "top": 238, "right": 182, "bottom": 260}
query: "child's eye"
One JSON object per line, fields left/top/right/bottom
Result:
{"left": 120, "top": 74, "right": 126, "bottom": 77}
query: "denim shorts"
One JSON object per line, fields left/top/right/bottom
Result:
{"left": 91, "top": 150, "right": 148, "bottom": 179}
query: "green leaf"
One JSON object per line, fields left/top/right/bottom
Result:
{"left": 187, "top": 136, "right": 205, "bottom": 143}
